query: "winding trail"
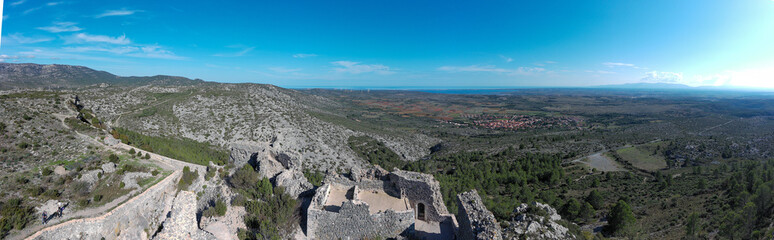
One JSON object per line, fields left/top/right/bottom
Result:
{"left": 8, "top": 106, "right": 206, "bottom": 240}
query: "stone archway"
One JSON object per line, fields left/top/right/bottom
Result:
{"left": 417, "top": 202, "right": 426, "bottom": 221}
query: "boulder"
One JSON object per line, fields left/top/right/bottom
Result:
{"left": 78, "top": 169, "right": 103, "bottom": 186}
{"left": 274, "top": 169, "right": 313, "bottom": 198}
{"left": 504, "top": 202, "right": 575, "bottom": 240}
{"left": 457, "top": 190, "right": 503, "bottom": 240}
{"left": 54, "top": 165, "right": 68, "bottom": 175}
{"left": 101, "top": 162, "right": 117, "bottom": 173}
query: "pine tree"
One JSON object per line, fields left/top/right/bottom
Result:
{"left": 607, "top": 200, "right": 637, "bottom": 236}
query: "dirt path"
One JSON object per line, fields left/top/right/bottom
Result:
{"left": 9, "top": 109, "right": 202, "bottom": 239}
{"left": 698, "top": 119, "right": 735, "bottom": 135}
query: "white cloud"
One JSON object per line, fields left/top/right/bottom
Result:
{"left": 585, "top": 70, "right": 616, "bottom": 74}
{"left": 213, "top": 46, "right": 254, "bottom": 57}
{"left": 499, "top": 55, "right": 513, "bottom": 63}
{"left": 96, "top": 9, "right": 139, "bottom": 18}
{"left": 63, "top": 46, "right": 139, "bottom": 54}
{"left": 72, "top": 33, "right": 131, "bottom": 44}
{"left": 331, "top": 61, "right": 393, "bottom": 74}
{"left": 438, "top": 65, "right": 545, "bottom": 75}
{"left": 47, "top": 2, "right": 63, "bottom": 6}
{"left": 127, "top": 46, "right": 184, "bottom": 60}
{"left": 293, "top": 53, "right": 318, "bottom": 58}
{"left": 545, "top": 61, "right": 557, "bottom": 64}
{"left": 6, "top": 33, "right": 54, "bottom": 44}
{"left": 603, "top": 62, "right": 637, "bottom": 68}
{"left": 10, "top": 0, "right": 27, "bottom": 6}
{"left": 268, "top": 67, "right": 302, "bottom": 73}
{"left": 37, "top": 22, "right": 83, "bottom": 33}
{"left": 641, "top": 71, "right": 684, "bottom": 83}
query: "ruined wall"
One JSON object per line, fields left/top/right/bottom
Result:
{"left": 307, "top": 201, "right": 414, "bottom": 240}
{"left": 389, "top": 170, "right": 449, "bottom": 222}
{"left": 153, "top": 191, "right": 215, "bottom": 240}
{"left": 457, "top": 190, "right": 503, "bottom": 240}
{"left": 28, "top": 171, "right": 181, "bottom": 240}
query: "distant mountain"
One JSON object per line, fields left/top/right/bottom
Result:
{"left": 593, "top": 82, "right": 695, "bottom": 90}
{"left": 0, "top": 63, "right": 203, "bottom": 90}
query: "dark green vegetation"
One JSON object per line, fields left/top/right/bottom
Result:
{"left": 112, "top": 127, "right": 228, "bottom": 166}
{"left": 177, "top": 166, "right": 199, "bottom": 191}
{"left": 311, "top": 89, "right": 774, "bottom": 239}
{"left": 348, "top": 135, "right": 403, "bottom": 170}
{"left": 203, "top": 199, "right": 228, "bottom": 217}
{"left": 0, "top": 199, "right": 34, "bottom": 238}
{"left": 229, "top": 165, "right": 298, "bottom": 240}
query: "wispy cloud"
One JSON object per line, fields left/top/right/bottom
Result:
{"left": 213, "top": 46, "right": 254, "bottom": 57}
{"left": 331, "top": 61, "right": 393, "bottom": 74}
{"left": 6, "top": 33, "right": 54, "bottom": 44}
{"left": 602, "top": 62, "right": 641, "bottom": 68}
{"left": 63, "top": 46, "right": 139, "bottom": 54}
{"left": 269, "top": 67, "right": 302, "bottom": 73}
{"left": 544, "top": 61, "right": 557, "bottom": 64}
{"left": 23, "top": 1, "right": 64, "bottom": 15}
{"left": 46, "top": 2, "right": 63, "bottom": 6}
{"left": 10, "top": 0, "right": 27, "bottom": 6}
{"left": 96, "top": 9, "right": 140, "bottom": 18}
{"left": 0, "top": 54, "right": 36, "bottom": 62}
{"left": 585, "top": 70, "right": 616, "bottom": 74}
{"left": 293, "top": 53, "right": 318, "bottom": 58}
{"left": 499, "top": 55, "right": 513, "bottom": 63}
{"left": 70, "top": 33, "right": 131, "bottom": 44}
{"left": 438, "top": 65, "right": 545, "bottom": 75}
{"left": 128, "top": 46, "right": 185, "bottom": 60}
{"left": 37, "top": 22, "right": 83, "bottom": 33}
{"left": 641, "top": 71, "right": 683, "bottom": 83}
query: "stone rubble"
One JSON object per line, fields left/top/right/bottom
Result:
{"left": 504, "top": 202, "right": 576, "bottom": 240}
{"left": 456, "top": 190, "right": 503, "bottom": 240}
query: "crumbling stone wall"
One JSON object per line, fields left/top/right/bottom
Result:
{"left": 457, "top": 190, "right": 503, "bottom": 240}
{"left": 153, "top": 191, "right": 215, "bottom": 240}
{"left": 389, "top": 170, "right": 449, "bottom": 222}
{"left": 307, "top": 201, "right": 414, "bottom": 240}
{"left": 28, "top": 171, "right": 181, "bottom": 240}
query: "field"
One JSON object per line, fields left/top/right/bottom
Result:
{"left": 615, "top": 143, "right": 668, "bottom": 172}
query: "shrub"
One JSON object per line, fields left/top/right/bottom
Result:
{"left": 108, "top": 154, "right": 119, "bottom": 163}
{"left": 177, "top": 166, "right": 198, "bottom": 191}
{"left": 42, "top": 168, "right": 54, "bottom": 176}
{"left": 203, "top": 199, "right": 228, "bottom": 217}
{"left": 144, "top": 153, "right": 151, "bottom": 159}
{"left": 205, "top": 166, "right": 217, "bottom": 181}
{"left": 17, "top": 142, "right": 29, "bottom": 149}
{"left": 93, "top": 195, "right": 103, "bottom": 202}
{"left": 129, "top": 148, "right": 136, "bottom": 154}
{"left": 0, "top": 198, "right": 34, "bottom": 237}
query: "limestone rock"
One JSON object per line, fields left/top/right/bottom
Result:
{"left": 154, "top": 191, "right": 216, "bottom": 240}
{"left": 504, "top": 202, "right": 576, "bottom": 240}
{"left": 103, "top": 135, "right": 120, "bottom": 146}
{"left": 122, "top": 172, "right": 153, "bottom": 189}
{"left": 456, "top": 190, "right": 503, "bottom": 240}
{"left": 54, "top": 165, "right": 68, "bottom": 175}
{"left": 274, "top": 169, "right": 313, "bottom": 198}
{"left": 101, "top": 162, "right": 117, "bottom": 173}
{"left": 78, "top": 169, "right": 103, "bottom": 186}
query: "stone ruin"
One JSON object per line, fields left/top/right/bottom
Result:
{"left": 305, "top": 167, "right": 505, "bottom": 240}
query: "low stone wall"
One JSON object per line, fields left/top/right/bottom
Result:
{"left": 456, "top": 190, "right": 502, "bottom": 240}
{"left": 27, "top": 171, "right": 181, "bottom": 240}
{"left": 307, "top": 201, "right": 414, "bottom": 240}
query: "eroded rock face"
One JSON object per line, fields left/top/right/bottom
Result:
{"left": 154, "top": 191, "right": 216, "bottom": 240}
{"left": 504, "top": 202, "right": 576, "bottom": 240}
{"left": 273, "top": 169, "right": 313, "bottom": 198}
{"left": 456, "top": 190, "right": 503, "bottom": 240}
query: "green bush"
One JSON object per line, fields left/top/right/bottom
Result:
{"left": 0, "top": 198, "right": 34, "bottom": 238}
{"left": 129, "top": 148, "right": 136, "bottom": 154}
{"left": 177, "top": 166, "right": 198, "bottom": 191}
{"left": 42, "top": 167, "right": 54, "bottom": 176}
{"left": 93, "top": 195, "right": 103, "bottom": 202}
{"left": 108, "top": 154, "right": 119, "bottom": 163}
{"left": 304, "top": 170, "right": 324, "bottom": 187}
{"left": 203, "top": 199, "right": 228, "bottom": 217}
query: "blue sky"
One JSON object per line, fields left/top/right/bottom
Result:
{"left": 1, "top": 0, "right": 774, "bottom": 88}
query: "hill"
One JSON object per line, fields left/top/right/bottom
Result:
{"left": 0, "top": 63, "right": 203, "bottom": 90}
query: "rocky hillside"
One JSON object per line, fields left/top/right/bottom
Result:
{"left": 1, "top": 63, "right": 438, "bottom": 172}
{"left": 0, "top": 63, "right": 203, "bottom": 90}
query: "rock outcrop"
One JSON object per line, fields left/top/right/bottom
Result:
{"left": 503, "top": 202, "right": 576, "bottom": 240}
{"left": 273, "top": 169, "right": 313, "bottom": 198}
{"left": 456, "top": 190, "right": 503, "bottom": 240}
{"left": 154, "top": 191, "right": 216, "bottom": 240}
